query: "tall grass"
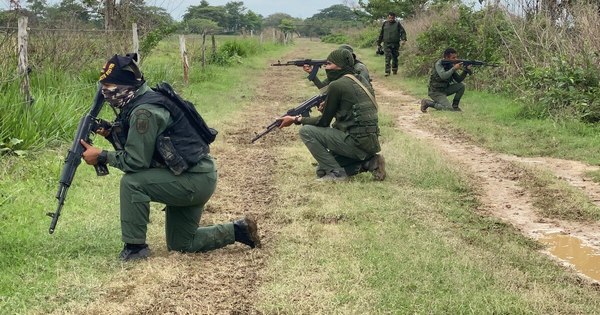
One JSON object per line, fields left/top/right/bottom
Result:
{"left": 0, "top": 35, "right": 283, "bottom": 153}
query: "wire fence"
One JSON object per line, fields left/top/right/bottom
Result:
{"left": 0, "top": 25, "right": 132, "bottom": 85}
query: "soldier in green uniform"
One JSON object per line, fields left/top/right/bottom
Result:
{"left": 420, "top": 47, "right": 472, "bottom": 112}
{"left": 377, "top": 12, "right": 407, "bottom": 76}
{"left": 303, "top": 44, "right": 373, "bottom": 95}
{"left": 279, "top": 48, "right": 386, "bottom": 182}
{"left": 80, "top": 53, "right": 261, "bottom": 261}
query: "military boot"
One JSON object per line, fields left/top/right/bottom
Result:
{"left": 316, "top": 169, "right": 348, "bottom": 182}
{"left": 451, "top": 100, "right": 462, "bottom": 112}
{"left": 234, "top": 216, "right": 261, "bottom": 248}
{"left": 420, "top": 99, "right": 434, "bottom": 113}
{"left": 119, "top": 243, "right": 151, "bottom": 261}
{"left": 392, "top": 69, "right": 398, "bottom": 75}
{"left": 364, "top": 154, "right": 386, "bottom": 181}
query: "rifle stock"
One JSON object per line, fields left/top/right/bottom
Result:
{"left": 251, "top": 94, "right": 325, "bottom": 143}
{"left": 47, "top": 84, "right": 109, "bottom": 234}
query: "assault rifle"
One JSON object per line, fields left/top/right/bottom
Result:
{"left": 47, "top": 84, "right": 110, "bottom": 234}
{"left": 251, "top": 94, "right": 326, "bottom": 143}
{"left": 271, "top": 59, "right": 328, "bottom": 81}
{"left": 441, "top": 59, "right": 500, "bottom": 68}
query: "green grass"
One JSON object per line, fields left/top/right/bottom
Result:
{"left": 254, "top": 40, "right": 600, "bottom": 314}
{"left": 379, "top": 71, "right": 600, "bottom": 165}
{"left": 259, "top": 108, "right": 600, "bottom": 314}
{"left": 4, "top": 37, "right": 600, "bottom": 314}
{"left": 0, "top": 36, "right": 289, "bottom": 314}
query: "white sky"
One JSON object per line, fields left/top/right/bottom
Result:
{"left": 0, "top": 0, "right": 355, "bottom": 20}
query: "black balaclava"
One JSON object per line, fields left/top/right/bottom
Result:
{"left": 325, "top": 48, "right": 355, "bottom": 82}
{"left": 99, "top": 53, "right": 145, "bottom": 109}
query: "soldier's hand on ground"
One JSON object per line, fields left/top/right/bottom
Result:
{"left": 278, "top": 116, "right": 296, "bottom": 128}
{"left": 302, "top": 65, "right": 313, "bottom": 74}
{"left": 80, "top": 139, "right": 102, "bottom": 165}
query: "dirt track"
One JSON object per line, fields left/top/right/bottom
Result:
{"left": 375, "top": 84, "right": 600, "bottom": 276}
{"left": 66, "top": 43, "right": 600, "bottom": 314}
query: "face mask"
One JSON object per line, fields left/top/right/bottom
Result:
{"left": 101, "top": 84, "right": 137, "bottom": 109}
{"left": 326, "top": 69, "right": 346, "bottom": 82}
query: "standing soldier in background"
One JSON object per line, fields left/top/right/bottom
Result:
{"left": 420, "top": 47, "right": 472, "bottom": 112}
{"left": 377, "top": 12, "right": 407, "bottom": 77}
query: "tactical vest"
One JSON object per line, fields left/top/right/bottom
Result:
{"left": 381, "top": 21, "right": 402, "bottom": 44}
{"left": 113, "top": 90, "right": 210, "bottom": 175}
{"left": 428, "top": 59, "right": 453, "bottom": 90}
{"left": 346, "top": 80, "right": 380, "bottom": 154}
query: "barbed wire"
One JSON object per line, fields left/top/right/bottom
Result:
{"left": 0, "top": 26, "right": 130, "bottom": 32}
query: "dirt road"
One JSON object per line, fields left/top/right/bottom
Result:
{"left": 69, "top": 43, "right": 600, "bottom": 314}
{"left": 375, "top": 84, "right": 600, "bottom": 280}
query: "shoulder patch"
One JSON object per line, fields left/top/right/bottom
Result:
{"left": 134, "top": 109, "right": 152, "bottom": 134}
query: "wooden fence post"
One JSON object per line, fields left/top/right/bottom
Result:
{"left": 179, "top": 35, "right": 189, "bottom": 85}
{"left": 132, "top": 23, "right": 139, "bottom": 56}
{"left": 201, "top": 32, "right": 207, "bottom": 69}
{"left": 17, "top": 16, "right": 33, "bottom": 106}
{"left": 211, "top": 35, "right": 216, "bottom": 57}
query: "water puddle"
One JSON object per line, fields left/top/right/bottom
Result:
{"left": 539, "top": 233, "right": 600, "bottom": 282}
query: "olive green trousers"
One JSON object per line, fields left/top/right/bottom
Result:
{"left": 299, "top": 125, "right": 371, "bottom": 176}
{"left": 428, "top": 82, "right": 465, "bottom": 110}
{"left": 119, "top": 168, "right": 234, "bottom": 252}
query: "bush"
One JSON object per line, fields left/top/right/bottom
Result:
{"left": 321, "top": 33, "right": 350, "bottom": 44}
{"left": 519, "top": 55, "right": 600, "bottom": 122}
{"left": 210, "top": 39, "right": 262, "bottom": 66}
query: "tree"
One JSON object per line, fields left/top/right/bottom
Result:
{"left": 184, "top": 4, "right": 228, "bottom": 28}
{"left": 185, "top": 18, "right": 220, "bottom": 34}
{"left": 224, "top": 1, "right": 245, "bottom": 32}
{"left": 358, "top": 0, "right": 429, "bottom": 19}
{"left": 311, "top": 4, "right": 358, "bottom": 21}
{"left": 278, "top": 18, "right": 296, "bottom": 33}
{"left": 46, "top": 0, "right": 91, "bottom": 25}
{"left": 263, "top": 13, "right": 294, "bottom": 28}
{"left": 26, "top": 0, "right": 47, "bottom": 20}
{"left": 242, "top": 10, "right": 262, "bottom": 32}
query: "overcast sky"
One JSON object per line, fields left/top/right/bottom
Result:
{"left": 0, "top": 0, "right": 354, "bottom": 20}
{"left": 150, "top": 1, "right": 353, "bottom": 20}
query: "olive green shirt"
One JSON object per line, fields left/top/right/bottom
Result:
{"left": 301, "top": 76, "right": 374, "bottom": 132}
{"left": 428, "top": 59, "right": 468, "bottom": 91}
{"left": 106, "top": 85, "right": 215, "bottom": 173}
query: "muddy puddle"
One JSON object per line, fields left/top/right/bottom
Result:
{"left": 539, "top": 233, "right": 600, "bottom": 282}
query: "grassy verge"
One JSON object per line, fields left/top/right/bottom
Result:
{"left": 358, "top": 46, "right": 600, "bottom": 221}
{"left": 0, "top": 38, "right": 290, "bottom": 314}
{"left": 258, "top": 109, "right": 600, "bottom": 313}
{"left": 253, "top": 41, "right": 600, "bottom": 313}
{"left": 512, "top": 161, "right": 600, "bottom": 221}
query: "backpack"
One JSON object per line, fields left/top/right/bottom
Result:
{"left": 151, "top": 81, "right": 218, "bottom": 144}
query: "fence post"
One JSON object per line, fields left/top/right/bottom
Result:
{"left": 201, "top": 32, "right": 207, "bottom": 69}
{"left": 211, "top": 34, "right": 216, "bottom": 57}
{"left": 17, "top": 16, "right": 33, "bottom": 106}
{"left": 179, "top": 35, "right": 189, "bottom": 85}
{"left": 132, "top": 23, "right": 139, "bottom": 56}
